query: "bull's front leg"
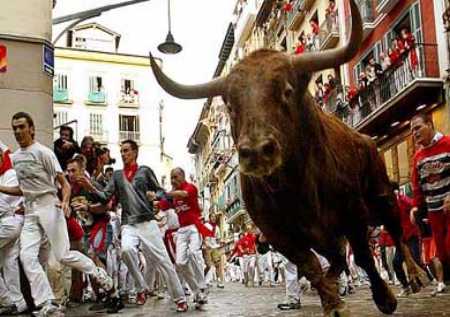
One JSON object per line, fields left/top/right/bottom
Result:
{"left": 292, "top": 249, "right": 348, "bottom": 317}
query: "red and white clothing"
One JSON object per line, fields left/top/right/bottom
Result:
{"left": 412, "top": 133, "right": 450, "bottom": 263}
{"left": 0, "top": 145, "right": 26, "bottom": 312}
{"left": 161, "top": 181, "right": 208, "bottom": 296}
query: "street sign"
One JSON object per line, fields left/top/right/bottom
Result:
{"left": 43, "top": 44, "right": 54, "bottom": 77}
{"left": 0, "top": 45, "right": 7, "bottom": 73}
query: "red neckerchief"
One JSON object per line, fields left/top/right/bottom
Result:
{"left": 124, "top": 163, "right": 138, "bottom": 182}
{"left": 0, "top": 149, "right": 12, "bottom": 176}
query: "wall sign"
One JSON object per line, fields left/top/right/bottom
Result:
{"left": 43, "top": 44, "right": 54, "bottom": 77}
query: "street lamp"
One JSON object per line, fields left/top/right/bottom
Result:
{"left": 158, "top": 0, "right": 182, "bottom": 54}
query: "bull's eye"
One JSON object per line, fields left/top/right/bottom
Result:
{"left": 282, "top": 84, "right": 294, "bottom": 104}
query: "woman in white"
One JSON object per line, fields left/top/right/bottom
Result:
{"left": 0, "top": 142, "right": 27, "bottom": 315}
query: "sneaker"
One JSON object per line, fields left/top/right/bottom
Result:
{"left": 277, "top": 302, "right": 301, "bottom": 310}
{"left": 94, "top": 267, "right": 114, "bottom": 292}
{"left": 136, "top": 292, "right": 146, "bottom": 305}
{"left": 32, "top": 301, "right": 61, "bottom": 317}
{"left": 184, "top": 287, "right": 191, "bottom": 297}
{"left": 106, "top": 296, "right": 124, "bottom": 314}
{"left": 431, "top": 282, "right": 446, "bottom": 297}
{"left": 194, "top": 290, "right": 208, "bottom": 306}
{"left": 176, "top": 301, "right": 188, "bottom": 313}
{"left": 157, "top": 292, "right": 165, "bottom": 300}
{"left": 217, "top": 283, "right": 225, "bottom": 289}
{"left": 398, "top": 286, "right": 412, "bottom": 297}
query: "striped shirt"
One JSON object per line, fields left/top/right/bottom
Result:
{"left": 412, "top": 134, "right": 450, "bottom": 212}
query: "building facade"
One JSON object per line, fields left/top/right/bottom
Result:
{"left": 53, "top": 23, "right": 173, "bottom": 181}
{"left": 0, "top": 1, "right": 54, "bottom": 148}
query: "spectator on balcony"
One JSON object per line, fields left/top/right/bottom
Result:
{"left": 345, "top": 85, "right": 358, "bottom": 108}
{"left": 401, "top": 28, "right": 419, "bottom": 74}
{"left": 389, "top": 40, "right": 403, "bottom": 68}
{"left": 327, "top": 74, "right": 338, "bottom": 90}
{"left": 380, "top": 52, "right": 392, "bottom": 71}
{"left": 294, "top": 33, "right": 306, "bottom": 55}
{"left": 314, "top": 82, "right": 324, "bottom": 107}
{"left": 369, "top": 58, "right": 383, "bottom": 79}
{"left": 54, "top": 125, "right": 80, "bottom": 171}
{"left": 366, "top": 64, "right": 377, "bottom": 84}
{"left": 325, "top": 0, "right": 337, "bottom": 32}
{"left": 322, "top": 83, "right": 332, "bottom": 107}
{"left": 282, "top": 0, "right": 293, "bottom": 13}
{"left": 309, "top": 19, "right": 320, "bottom": 50}
{"left": 306, "top": 33, "right": 315, "bottom": 51}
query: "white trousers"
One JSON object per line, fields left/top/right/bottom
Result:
{"left": 0, "top": 215, "right": 26, "bottom": 308}
{"left": 243, "top": 254, "right": 256, "bottom": 283}
{"left": 20, "top": 194, "right": 99, "bottom": 306}
{"left": 121, "top": 220, "right": 185, "bottom": 303}
{"left": 257, "top": 251, "right": 274, "bottom": 283}
{"left": 285, "top": 261, "right": 301, "bottom": 303}
{"left": 175, "top": 225, "right": 206, "bottom": 294}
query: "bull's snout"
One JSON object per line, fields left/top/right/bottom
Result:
{"left": 238, "top": 137, "right": 282, "bottom": 177}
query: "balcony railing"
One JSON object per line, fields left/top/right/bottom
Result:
{"left": 376, "top": 0, "right": 399, "bottom": 15}
{"left": 336, "top": 43, "right": 440, "bottom": 128}
{"left": 119, "top": 91, "right": 139, "bottom": 107}
{"left": 87, "top": 91, "right": 106, "bottom": 104}
{"left": 53, "top": 88, "right": 70, "bottom": 103}
{"left": 319, "top": 14, "right": 339, "bottom": 50}
{"left": 119, "top": 131, "right": 140, "bottom": 142}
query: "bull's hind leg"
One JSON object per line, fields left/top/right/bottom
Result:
{"left": 373, "top": 194, "right": 429, "bottom": 292}
{"left": 346, "top": 203, "right": 397, "bottom": 314}
{"left": 291, "top": 249, "right": 347, "bottom": 317}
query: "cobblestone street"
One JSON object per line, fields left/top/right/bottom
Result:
{"left": 62, "top": 282, "right": 450, "bottom": 317}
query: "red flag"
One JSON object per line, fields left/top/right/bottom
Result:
{"left": 0, "top": 45, "right": 6, "bottom": 73}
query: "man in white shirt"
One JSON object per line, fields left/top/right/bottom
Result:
{"left": 0, "top": 112, "right": 120, "bottom": 316}
{"left": 0, "top": 142, "right": 27, "bottom": 315}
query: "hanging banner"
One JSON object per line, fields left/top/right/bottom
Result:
{"left": 0, "top": 45, "right": 7, "bottom": 73}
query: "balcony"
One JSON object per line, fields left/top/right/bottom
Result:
{"left": 234, "top": 0, "right": 259, "bottom": 47}
{"left": 376, "top": 0, "right": 399, "bottom": 15}
{"left": 357, "top": 0, "right": 376, "bottom": 40}
{"left": 319, "top": 15, "right": 339, "bottom": 50}
{"left": 118, "top": 91, "right": 139, "bottom": 108}
{"left": 340, "top": 43, "right": 443, "bottom": 136}
{"left": 53, "top": 88, "right": 71, "bottom": 104}
{"left": 86, "top": 91, "right": 106, "bottom": 105}
{"left": 286, "top": 0, "right": 314, "bottom": 31}
{"left": 119, "top": 130, "right": 140, "bottom": 142}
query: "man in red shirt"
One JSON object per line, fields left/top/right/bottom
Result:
{"left": 164, "top": 167, "right": 208, "bottom": 308}
{"left": 391, "top": 182, "right": 421, "bottom": 296}
{"left": 240, "top": 224, "right": 257, "bottom": 287}
{"left": 410, "top": 113, "right": 448, "bottom": 295}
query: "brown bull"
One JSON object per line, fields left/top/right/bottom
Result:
{"left": 149, "top": 1, "right": 429, "bottom": 316}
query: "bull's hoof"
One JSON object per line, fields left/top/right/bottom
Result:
{"left": 372, "top": 280, "right": 397, "bottom": 314}
{"left": 324, "top": 303, "right": 350, "bottom": 317}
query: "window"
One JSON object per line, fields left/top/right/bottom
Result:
{"left": 89, "top": 113, "right": 104, "bottom": 136}
{"left": 119, "top": 115, "right": 140, "bottom": 141}
{"left": 89, "top": 76, "right": 103, "bottom": 93}
{"left": 120, "top": 79, "right": 139, "bottom": 105}
{"left": 53, "top": 111, "right": 68, "bottom": 127}
{"left": 54, "top": 74, "right": 68, "bottom": 91}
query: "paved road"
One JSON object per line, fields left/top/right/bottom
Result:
{"left": 63, "top": 282, "right": 450, "bottom": 317}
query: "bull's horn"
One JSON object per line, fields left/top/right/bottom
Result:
{"left": 291, "top": 0, "right": 363, "bottom": 72}
{"left": 149, "top": 52, "right": 226, "bottom": 99}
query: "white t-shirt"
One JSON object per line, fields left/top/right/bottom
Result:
{"left": 204, "top": 222, "right": 220, "bottom": 249}
{"left": 12, "top": 142, "right": 62, "bottom": 200}
{"left": 0, "top": 169, "right": 22, "bottom": 218}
